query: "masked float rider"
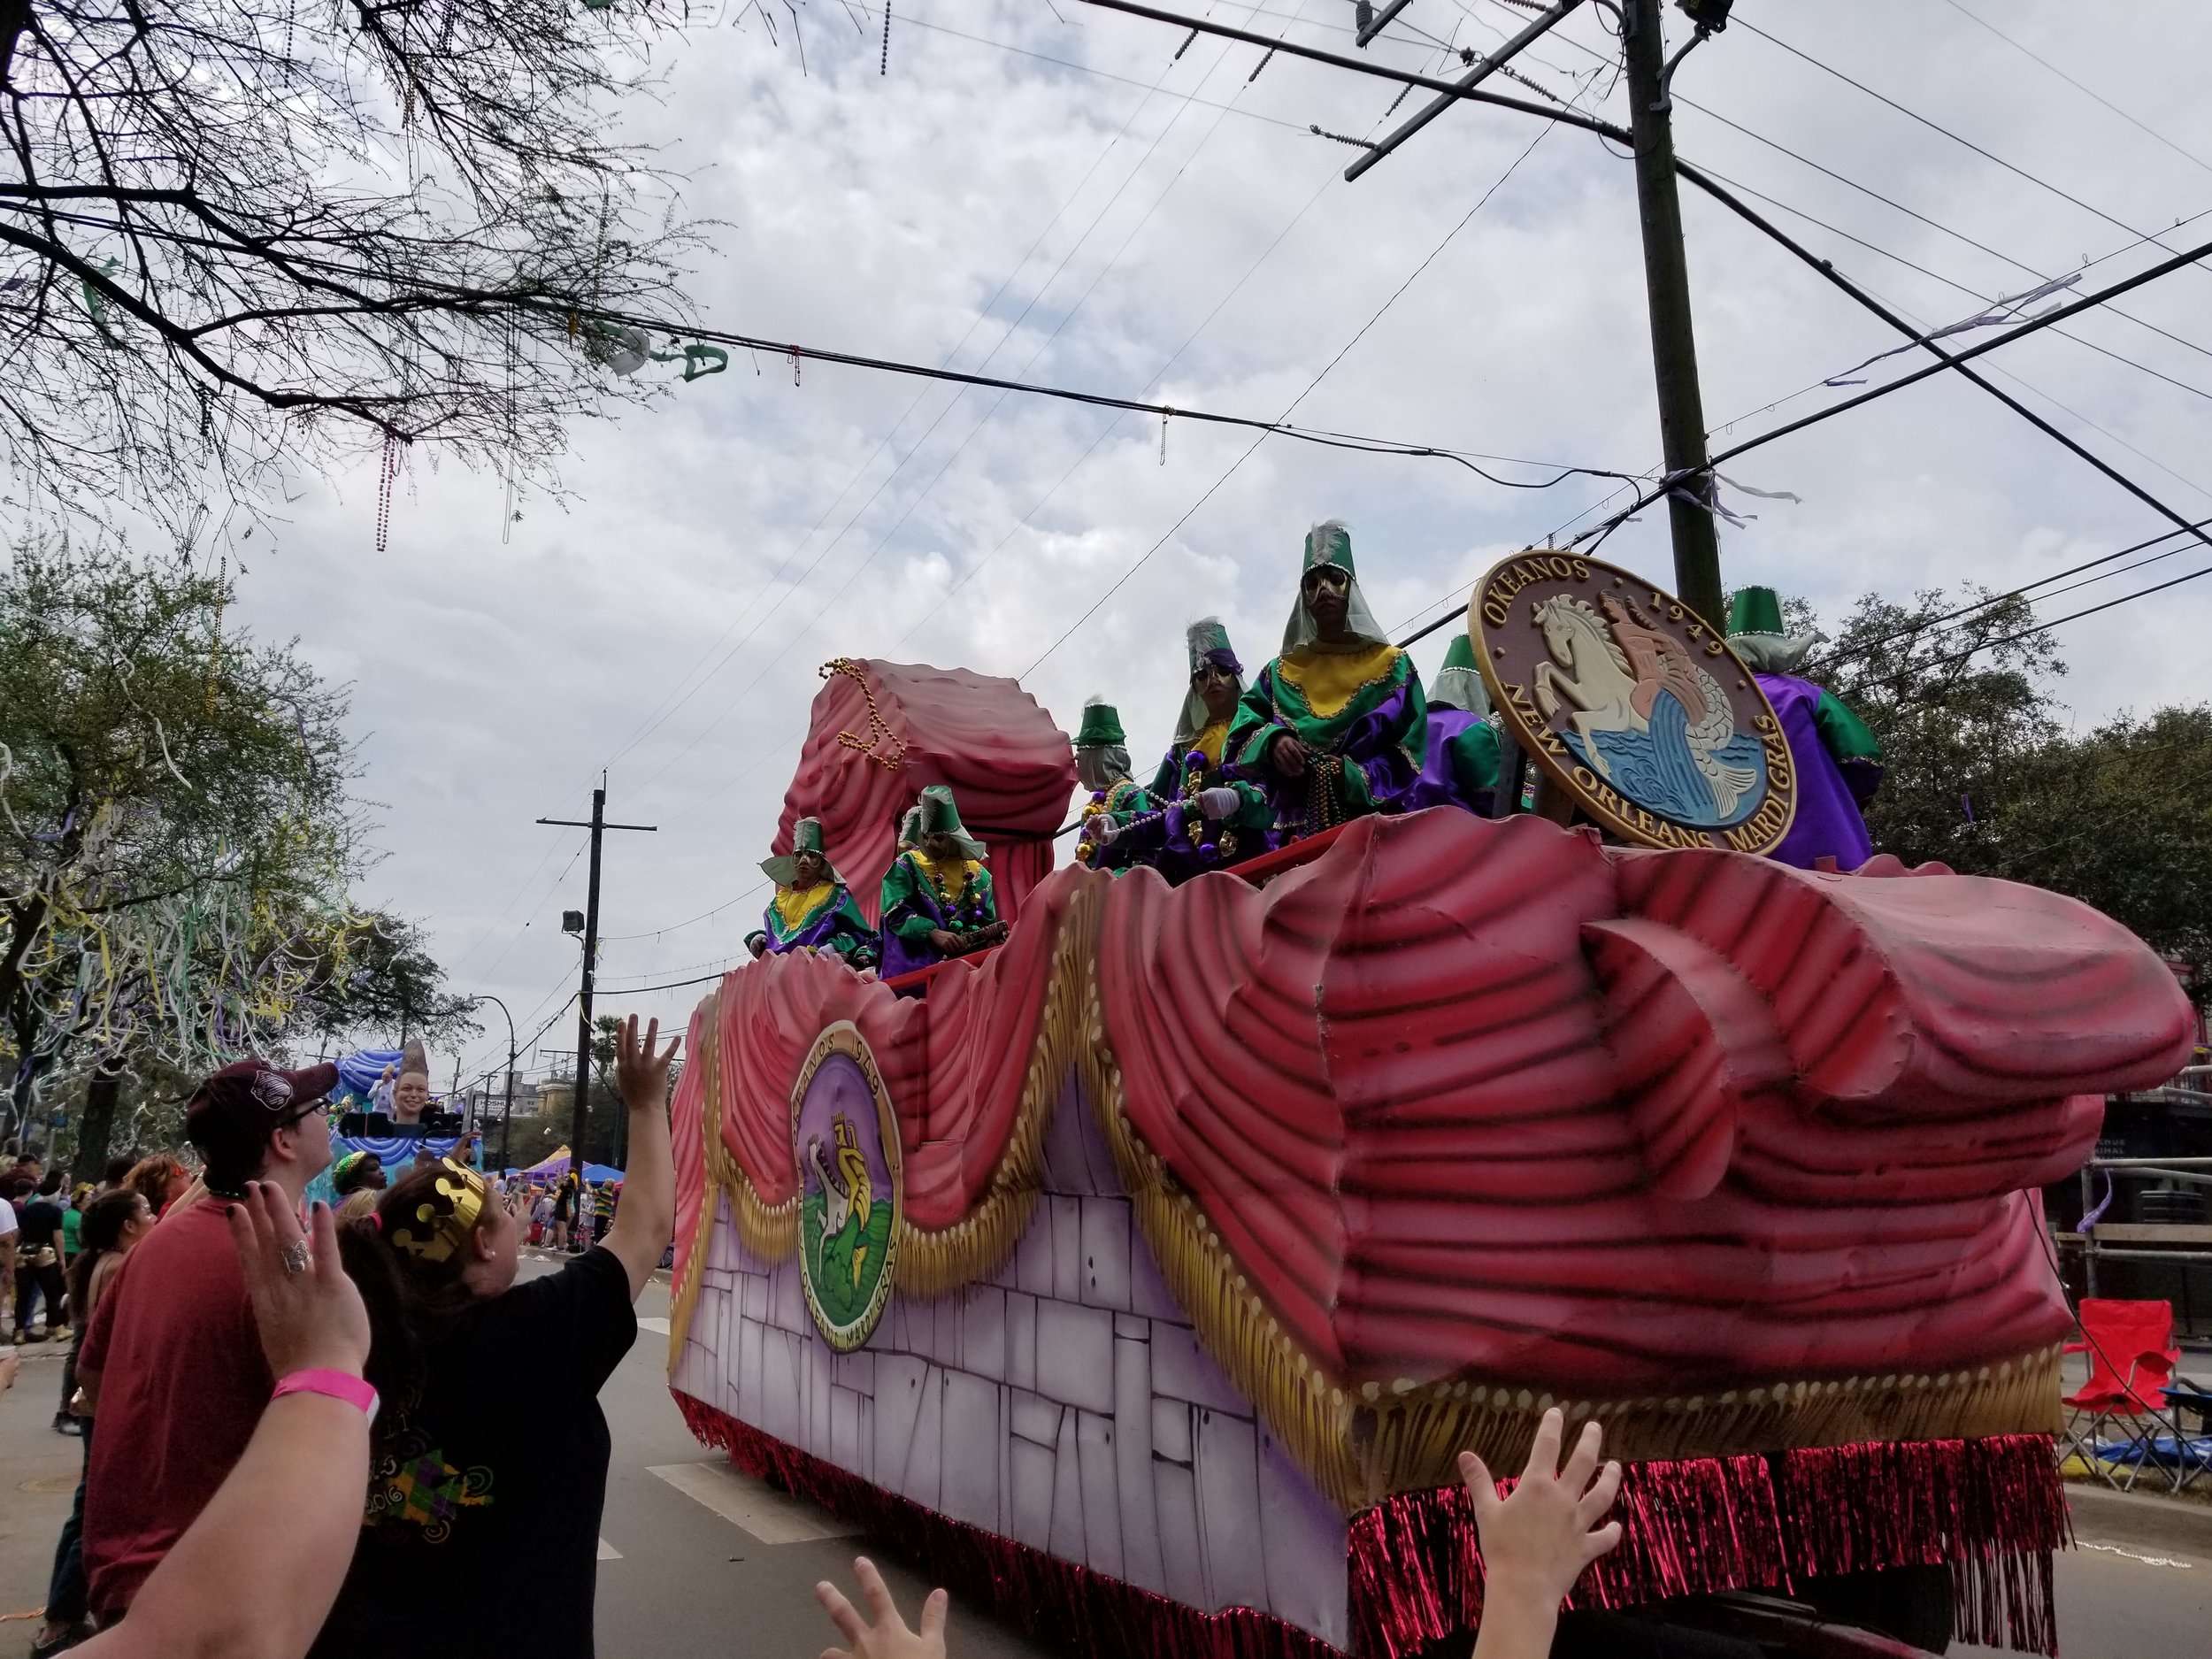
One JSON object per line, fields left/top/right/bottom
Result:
{"left": 878, "top": 784, "right": 1009, "bottom": 977}
{"left": 1405, "top": 632, "right": 1503, "bottom": 817}
{"left": 1724, "top": 587, "right": 1885, "bottom": 872}
{"left": 744, "top": 816, "right": 879, "bottom": 971}
{"left": 1228, "top": 520, "right": 1428, "bottom": 840}
{"left": 1071, "top": 699, "right": 1157, "bottom": 872}
{"left": 1134, "top": 618, "right": 1275, "bottom": 872}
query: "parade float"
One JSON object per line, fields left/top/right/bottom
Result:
{"left": 664, "top": 557, "right": 2194, "bottom": 1658}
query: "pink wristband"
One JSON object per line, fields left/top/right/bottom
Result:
{"left": 273, "top": 1368, "right": 379, "bottom": 1424}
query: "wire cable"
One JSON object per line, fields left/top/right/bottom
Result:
{"left": 1016, "top": 61, "right": 1603, "bottom": 678}
{"left": 1934, "top": 0, "right": 2212, "bottom": 181}
{"left": 1736, "top": 17, "right": 2212, "bottom": 283}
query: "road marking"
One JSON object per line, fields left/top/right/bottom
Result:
{"left": 598, "top": 1538, "right": 623, "bottom": 1560}
{"left": 647, "top": 1460, "right": 856, "bottom": 1544}
{"left": 638, "top": 1316, "right": 671, "bottom": 1333}
{"left": 2078, "top": 1540, "right": 2193, "bottom": 1569}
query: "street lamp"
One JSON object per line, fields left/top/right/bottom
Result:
{"left": 470, "top": 994, "right": 518, "bottom": 1177}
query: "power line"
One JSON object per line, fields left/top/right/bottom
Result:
{"left": 1699, "top": 230, "right": 2212, "bottom": 479}
{"left": 586, "top": 23, "right": 1249, "bottom": 785}
{"left": 1736, "top": 17, "right": 2212, "bottom": 280}
{"left": 1566, "top": 164, "right": 2212, "bottom": 567}
{"left": 1810, "top": 518, "right": 2212, "bottom": 673}
{"left": 597, "top": 879, "right": 770, "bottom": 942}
{"left": 1016, "top": 54, "right": 1604, "bottom": 678}
{"left": 891, "top": 36, "right": 1495, "bottom": 654}
{"left": 1698, "top": 177, "right": 2212, "bottom": 446}
{"left": 1934, "top": 0, "right": 2212, "bottom": 181}
{"left": 1486, "top": 7, "right": 2212, "bottom": 374}
{"left": 1859, "top": 561, "right": 2212, "bottom": 687}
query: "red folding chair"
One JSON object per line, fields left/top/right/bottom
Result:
{"left": 2062, "top": 1298, "right": 2185, "bottom": 1492}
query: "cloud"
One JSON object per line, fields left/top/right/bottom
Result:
{"left": 225, "top": 0, "right": 2212, "bottom": 1083}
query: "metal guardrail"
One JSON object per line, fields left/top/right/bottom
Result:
{"left": 2070, "top": 1152, "right": 2212, "bottom": 1295}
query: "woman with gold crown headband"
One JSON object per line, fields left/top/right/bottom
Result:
{"left": 311, "top": 1017, "right": 679, "bottom": 1659}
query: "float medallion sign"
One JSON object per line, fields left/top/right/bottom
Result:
{"left": 1470, "top": 552, "right": 1797, "bottom": 854}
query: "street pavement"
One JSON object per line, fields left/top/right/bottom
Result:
{"left": 1, "top": 1261, "right": 2204, "bottom": 1656}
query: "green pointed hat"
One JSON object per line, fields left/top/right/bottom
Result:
{"left": 1302, "top": 519, "right": 1356, "bottom": 577}
{"left": 1072, "top": 697, "right": 1126, "bottom": 749}
{"left": 1186, "top": 617, "right": 1236, "bottom": 675}
{"left": 914, "top": 783, "right": 987, "bottom": 862}
{"left": 1429, "top": 630, "right": 1493, "bottom": 716}
{"left": 1283, "top": 519, "right": 1387, "bottom": 653}
{"left": 1175, "top": 617, "right": 1246, "bottom": 749}
{"left": 760, "top": 816, "right": 845, "bottom": 888}
{"left": 1724, "top": 585, "right": 1818, "bottom": 674}
{"left": 1725, "top": 586, "right": 1785, "bottom": 638}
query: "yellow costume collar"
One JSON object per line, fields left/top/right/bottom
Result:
{"left": 910, "top": 849, "right": 978, "bottom": 901}
{"left": 1276, "top": 641, "right": 1402, "bottom": 719}
{"left": 1193, "top": 718, "right": 1229, "bottom": 768}
{"left": 772, "top": 881, "right": 837, "bottom": 932}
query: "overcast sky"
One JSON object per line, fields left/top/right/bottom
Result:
{"left": 219, "top": 0, "right": 2212, "bottom": 1090}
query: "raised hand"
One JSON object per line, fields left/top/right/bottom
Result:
{"left": 815, "top": 1556, "right": 948, "bottom": 1659}
{"left": 1461, "top": 1408, "right": 1624, "bottom": 1659}
{"left": 227, "top": 1181, "right": 370, "bottom": 1380}
{"left": 613, "top": 1013, "right": 680, "bottom": 1113}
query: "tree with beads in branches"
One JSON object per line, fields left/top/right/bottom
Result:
{"left": 0, "top": 0, "right": 701, "bottom": 534}
{"left": 0, "top": 540, "right": 467, "bottom": 1173}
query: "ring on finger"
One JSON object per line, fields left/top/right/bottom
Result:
{"left": 280, "top": 1240, "right": 311, "bottom": 1276}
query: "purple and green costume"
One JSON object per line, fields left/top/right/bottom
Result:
{"left": 1725, "top": 588, "right": 1884, "bottom": 872}
{"left": 879, "top": 852, "right": 999, "bottom": 978}
{"left": 1755, "top": 673, "right": 1883, "bottom": 872}
{"left": 750, "top": 883, "right": 879, "bottom": 968}
{"left": 879, "top": 785, "right": 1001, "bottom": 977}
{"left": 1228, "top": 523, "right": 1428, "bottom": 839}
{"left": 1404, "top": 634, "right": 1502, "bottom": 817}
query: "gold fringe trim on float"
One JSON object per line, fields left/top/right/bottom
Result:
{"left": 672, "top": 872, "right": 1115, "bottom": 1354}
{"left": 678, "top": 887, "right": 2067, "bottom": 1517}
{"left": 668, "top": 979, "right": 802, "bottom": 1363}
{"left": 893, "top": 881, "right": 1102, "bottom": 1295}
{"left": 1078, "top": 966, "right": 2064, "bottom": 1512}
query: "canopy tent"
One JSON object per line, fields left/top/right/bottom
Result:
{"left": 773, "top": 659, "right": 1076, "bottom": 928}
{"left": 518, "top": 1147, "right": 623, "bottom": 1183}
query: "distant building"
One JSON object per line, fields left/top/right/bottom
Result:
{"left": 534, "top": 1079, "right": 572, "bottom": 1118}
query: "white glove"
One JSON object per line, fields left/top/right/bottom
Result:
{"left": 1088, "top": 818, "right": 1119, "bottom": 846}
{"left": 1198, "top": 787, "right": 1241, "bottom": 821}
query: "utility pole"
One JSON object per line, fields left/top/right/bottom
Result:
{"left": 1622, "top": 0, "right": 1724, "bottom": 628}
{"left": 1327, "top": 0, "right": 1725, "bottom": 621}
{"left": 472, "top": 993, "right": 518, "bottom": 1176}
{"left": 538, "top": 780, "right": 656, "bottom": 1185}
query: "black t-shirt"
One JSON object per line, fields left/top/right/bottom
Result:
{"left": 309, "top": 1248, "right": 636, "bottom": 1659}
{"left": 19, "top": 1197, "right": 64, "bottom": 1255}
{"left": 554, "top": 1187, "right": 576, "bottom": 1222}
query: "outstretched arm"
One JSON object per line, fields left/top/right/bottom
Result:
{"left": 603, "top": 1014, "right": 681, "bottom": 1300}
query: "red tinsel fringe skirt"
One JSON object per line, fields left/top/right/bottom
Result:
{"left": 672, "top": 1389, "right": 2064, "bottom": 1658}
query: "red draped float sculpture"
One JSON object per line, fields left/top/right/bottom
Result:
{"left": 670, "top": 664, "right": 2191, "bottom": 1659}
{"left": 772, "top": 657, "right": 1075, "bottom": 926}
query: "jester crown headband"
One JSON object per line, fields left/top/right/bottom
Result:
{"left": 387, "top": 1158, "right": 487, "bottom": 1264}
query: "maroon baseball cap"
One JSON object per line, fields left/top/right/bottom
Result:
{"left": 184, "top": 1058, "right": 340, "bottom": 1152}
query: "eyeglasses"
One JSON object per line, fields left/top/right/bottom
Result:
{"left": 279, "top": 1099, "right": 331, "bottom": 1129}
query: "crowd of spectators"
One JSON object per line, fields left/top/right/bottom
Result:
{"left": 0, "top": 1025, "right": 1620, "bottom": 1659}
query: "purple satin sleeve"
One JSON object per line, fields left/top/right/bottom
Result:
{"left": 1339, "top": 675, "right": 1424, "bottom": 812}
{"left": 1756, "top": 673, "right": 1876, "bottom": 871}
{"left": 1405, "top": 709, "right": 1493, "bottom": 814}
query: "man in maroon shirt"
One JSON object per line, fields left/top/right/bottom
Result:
{"left": 75, "top": 1056, "right": 335, "bottom": 1625}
